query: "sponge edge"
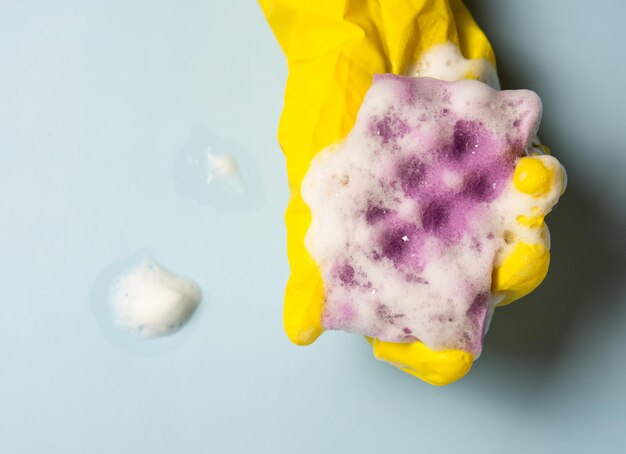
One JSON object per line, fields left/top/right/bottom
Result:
{"left": 369, "top": 337, "right": 473, "bottom": 386}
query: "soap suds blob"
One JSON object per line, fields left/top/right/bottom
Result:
{"left": 110, "top": 261, "right": 202, "bottom": 337}
{"left": 409, "top": 41, "right": 500, "bottom": 89}
{"left": 173, "top": 124, "right": 265, "bottom": 211}
{"left": 206, "top": 149, "right": 242, "bottom": 188}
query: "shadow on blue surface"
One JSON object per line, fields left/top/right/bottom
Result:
{"left": 457, "top": 0, "right": 626, "bottom": 398}
{"left": 476, "top": 178, "right": 625, "bottom": 392}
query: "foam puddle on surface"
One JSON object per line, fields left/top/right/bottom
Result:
{"left": 91, "top": 252, "right": 205, "bottom": 355}
{"left": 110, "top": 260, "right": 202, "bottom": 338}
{"left": 174, "top": 124, "right": 265, "bottom": 211}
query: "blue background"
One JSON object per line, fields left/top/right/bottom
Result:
{"left": 1, "top": 0, "right": 624, "bottom": 452}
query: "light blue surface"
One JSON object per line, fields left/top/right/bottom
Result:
{"left": 1, "top": 1, "right": 624, "bottom": 452}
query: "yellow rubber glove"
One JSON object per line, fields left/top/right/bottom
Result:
{"left": 259, "top": 0, "right": 564, "bottom": 385}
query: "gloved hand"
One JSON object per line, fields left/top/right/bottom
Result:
{"left": 259, "top": 0, "right": 565, "bottom": 385}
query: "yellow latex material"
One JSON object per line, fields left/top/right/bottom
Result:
{"left": 493, "top": 242, "right": 551, "bottom": 307}
{"left": 260, "top": 0, "right": 556, "bottom": 386}
{"left": 369, "top": 338, "right": 474, "bottom": 386}
{"left": 517, "top": 206, "right": 546, "bottom": 228}
{"left": 514, "top": 157, "right": 554, "bottom": 197}
{"left": 517, "top": 212, "right": 545, "bottom": 228}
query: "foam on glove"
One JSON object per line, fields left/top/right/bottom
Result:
{"left": 302, "top": 76, "right": 564, "bottom": 355}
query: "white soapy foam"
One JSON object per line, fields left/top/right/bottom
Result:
{"left": 110, "top": 261, "right": 202, "bottom": 337}
{"left": 408, "top": 41, "right": 500, "bottom": 89}
{"left": 206, "top": 149, "right": 242, "bottom": 188}
{"left": 302, "top": 76, "right": 565, "bottom": 354}
{"left": 442, "top": 169, "right": 463, "bottom": 190}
